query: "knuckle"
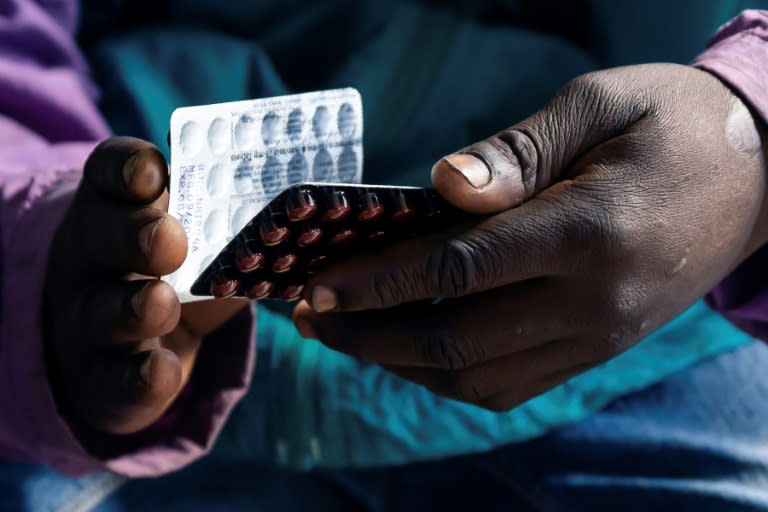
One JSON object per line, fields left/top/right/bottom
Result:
{"left": 416, "top": 330, "right": 481, "bottom": 370}
{"left": 567, "top": 197, "right": 640, "bottom": 265}
{"left": 369, "top": 268, "right": 414, "bottom": 308}
{"left": 428, "top": 237, "right": 487, "bottom": 297}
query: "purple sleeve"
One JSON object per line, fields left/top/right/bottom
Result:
{"left": 692, "top": 10, "right": 768, "bottom": 340}
{"left": 0, "top": 0, "right": 255, "bottom": 477}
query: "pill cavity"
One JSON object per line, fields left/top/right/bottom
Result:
{"left": 322, "top": 189, "right": 351, "bottom": 222}
{"left": 208, "top": 117, "right": 229, "bottom": 155}
{"left": 286, "top": 108, "right": 305, "bottom": 143}
{"left": 312, "top": 148, "right": 334, "bottom": 181}
{"left": 286, "top": 189, "right": 317, "bottom": 221}
{"left": 206, "top": 162, "right": 232, "bottom": 200}
{"left": 357, "top": 191, "right": 384, "bottom": 222}
{"left": 297, "top": 227, "right": 323, "bottom": 247}
{"left": 280, "top": 284, "right": 304, "bottom": 301}
{"left": 211, "top": 276, "right": 239, "bottom": 298}
{"left": 337, "top": 103, "right": 357, "bottom": 140}
{"left": 247, "top": 280, "right": 274, "bottom": 300}
{"left": 262, "top": 156, "right": 283, "bottom": 195}
{"left": 180, "top": 121, "right": 204, "bottom": 157}
{"left": 330, "top": 228, "right": 356, "bottom": 246}
{"left": 391, "top": 190, "right": 415, "bottom": 222}
{"left": 235, "top": 114, "right": 258, "bottom": 150}
{"left": 259, "top": 214, "right": 289, "bottom": 246}
{"left": 262, "top": 111, "right": 281, "bottom": 147}
{"left": 337, "top": 146, "right": 358, "bottom": 183}
{"left": 287, "top": 153, "right": 309, "bottom": 185}
{"left": 235, "top": 249, "right": 264, "bottom": 273}
{"left": 231, "top": 203, "right": 259, "bottom": 234}
{"left": 272, "top": 253, "right": 298, "bottom": 273}
{"left": 312, "top": 106, "right": 331, "bottom": 142}
{"left": 234, "top": 161, "right": 255, "bottom": 194}
{"left": 204, "top": 209, "right": 227, "bottom": 246}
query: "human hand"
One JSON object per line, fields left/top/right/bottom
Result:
{"left": 45, "top": 137, "right": 248, "bottom": 434}
{"left": 293, "top": 64, "right": 768, "bottom": 411}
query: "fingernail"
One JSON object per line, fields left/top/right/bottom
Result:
{"left": 311, "top": 285, "right": 337, "bottom": 312}
{"left": 130, "top": 282, "right": 151, "bottom": 318}
{"left": 138, "top": 351, "right": 154, "bottom": 387}
{"left": 295, "top": 317, "right": 318, "bottom": 339}
{"left": 443, "top": 153, "right": 491, "bottom": 189}
{"left": 140, "top": 217, "right": 165, "bottom": 258}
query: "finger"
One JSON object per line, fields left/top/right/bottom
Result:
{"left": 381, "top": 338, "right": 598, "bottom": 407}
{"left": 74, "top": 203, "right": 187, "bottom": 276}
{"left": 431, "top": 71, "right": 649, "bottom": 214}
{"left": 293, "top": 281, "right": 585, "bottom": 369}
{"left": 79, "top": 348, "right": 183, "bottom": 434}
{"left": 76, "top": 279, "right": 181, "bottom": 342}
{"left": 82, "top": 137, "right": 168, "bottom": 204}
{"left": 303, "top": 192, "right": 577, "bottom": 312}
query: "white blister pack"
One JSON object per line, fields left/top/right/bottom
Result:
{"left": 165, "top": 88, "right": 363, "bottom": 302}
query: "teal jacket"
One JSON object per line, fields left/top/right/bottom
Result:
{"left": 80, "top": 0, "right": 763, "bottom": 469}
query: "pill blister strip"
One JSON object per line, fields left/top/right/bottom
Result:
{"left": 166, "top": 89, "right": 363, "bottom": 302}
{"left": 192, "top": 183, "right": 474, "bottom": 301}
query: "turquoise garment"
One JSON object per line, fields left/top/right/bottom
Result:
{"left": 81, "top": 0, "right": 765, "bottom": 469}
{"left": 211, "top": 301, "right": 753, "bottom": 470}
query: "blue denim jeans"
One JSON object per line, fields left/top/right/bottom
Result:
{"left": 3, "top": 339, "right": 768, "bottom": 512}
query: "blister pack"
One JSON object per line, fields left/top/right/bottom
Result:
{"left": 166, "top": 88, "right": 364, "bottom": 302}
{"left": 191, "top": 183, "right": 473, "bottom": 300}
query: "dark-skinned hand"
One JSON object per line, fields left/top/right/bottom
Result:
{"left": 45, "top": 137, "right": 248, "bottom": 435}
{"left": 294, "top": 63, "right": 768, "bottom": 412}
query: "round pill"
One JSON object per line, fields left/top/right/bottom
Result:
{"left": 204, "top": 209, "right": 227, "bottom": 246}
{"left": 261, "top": 226, "right": 289, "bottom": 246}
{"left": 392, "top": 208, "right": 415, "bottom": 222}
{"left": 330, "top": 228, "right": 356, "bottom": 246}
{"left": 391, "top": 190, "right": 416, "bottom": 222}
{"left": 287, "top": 153, "right": 309, "bottom": 185}
{"left": 247, "top": 280, "right": 274, "bottom": 300}
{"left": 234, "top": 161, "right": 255, "bottom": 194}
{"left": 180, "top": 121, "right": 204, "bottom": 157}
{"left": 261, "top": 111, "right": 281, "bottom": 147}
{"left": 235, "top": 114, "right": 258, "bottom": 150}
{"left": 312, "top": 148, "right": 334, "bottom": 181}
{"left": 322, "top": 190, "right": 351, "bottom": 222}
{"left": 297, "top": 227, "right": 323, "bottom": 247}
{"left": 208, "top": 117, "right": 229, "bottom": 155}
{"left": 337, "top": 146, "right": 358, "bottom": 183}
{"left": 211, "top": 278, "right": 239, "bottom": 298}
{"left": 272, "top": 253, "right": 298, "bottom": 273}
{"left": 286, "top": 108, "right": 305, "bottom": 143}
{"left": 261, "top": 157, "right": 283, "bottom": 195}
{"left": 280, "top": 284, "right": 304, "bottom": 302}
{"left": 312, "top": 106, "right": 331, "bottom": 142}
{"left": 235, "top": 251, "right": 264, "bottom": 273}
{"left": 357, "top": 192, "right": 384, "bottom": 222}
{"left": 286, "top": 189, "right": 317, "bottom": 221}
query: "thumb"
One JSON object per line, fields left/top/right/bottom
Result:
{"left": 431, "top": 72, "right": 649, "bottom": 214}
